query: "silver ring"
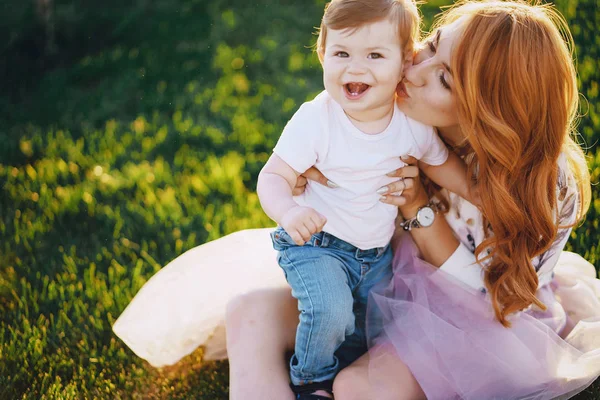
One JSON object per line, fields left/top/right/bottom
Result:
{"left": 392, "top": 178, "right": 405, "bottom": 196}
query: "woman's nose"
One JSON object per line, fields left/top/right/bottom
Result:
{"left": 403, "top": 62, "right": 426, "bottom": 87}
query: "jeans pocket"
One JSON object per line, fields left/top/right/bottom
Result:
{"left": 270, "top": 227, "right": 294, "bottom": 250}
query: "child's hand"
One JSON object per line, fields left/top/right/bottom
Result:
{"left": 280, "top": 206, "right": 327, "bottom": 245}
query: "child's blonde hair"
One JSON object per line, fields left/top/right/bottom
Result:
{"left": 316, "top": 0, "right": 421, "bottom": 62}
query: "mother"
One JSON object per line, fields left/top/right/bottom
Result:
{"left": 223, "top": 1, "right": 599, "bottom": 399}
{"left": 113, "top": 1, "right": 599, "bottom": 399}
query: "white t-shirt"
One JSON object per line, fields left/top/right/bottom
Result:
{"left": 274, "top": 91, "right": 448, "bottom": 249}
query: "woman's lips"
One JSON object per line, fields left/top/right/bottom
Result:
{"left": 396, "top": 81, "right": 410, "bottom": 98}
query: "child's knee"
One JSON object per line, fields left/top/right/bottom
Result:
{"left": 310, "top": 294, "right": 355, "bottom": 336}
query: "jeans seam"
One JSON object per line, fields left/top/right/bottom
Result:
{"left": 281, "top": 248, "right": 316, "bottom": 378}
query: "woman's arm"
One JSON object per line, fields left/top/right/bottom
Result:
{"left": 379, "top": 160, "right": 461, "bottom": 268}
{"left": 419, "top": 151, "right": 475, "bottom": 205}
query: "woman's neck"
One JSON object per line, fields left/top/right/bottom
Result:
{"left": 437, "top": 125, "right": 464, "bottom": 148}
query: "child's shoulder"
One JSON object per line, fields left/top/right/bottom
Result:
{"left": 291, "top": 90, "right": 334, "bottom": 120}
{"left": 303, "top": 90, "right": 333, "bottom": 110}
{"left": 393, "top": 105, "right": 435, "bottom": 135}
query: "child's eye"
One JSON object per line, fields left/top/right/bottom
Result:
{"left": 368, "top": 53, "right": 383, "bottom": 59}
{"left": 335, "top": 51, "right": 349, "bottom": 58}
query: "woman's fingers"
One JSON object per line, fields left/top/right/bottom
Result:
{"left": 296, "top": 175, "right": 307, "bottom": 187}
{"left": 377, "top": 178, "right": 414, "bottom": 196}
{"left": 400, "top": 155, "right": 418, "bottom": 165}
{"left": 292, "top": 175, "right": 308, "bottom": 196}
{"left": 302, "top": 167, "right": 335, "bottom": 188}
{"left": 379, "top": 194, "right": 407, "bottom": 206}
{"left": 386, "top": 165, "right": 419, "bottom": 178}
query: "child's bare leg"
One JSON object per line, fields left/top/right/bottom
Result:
{"left": 333, "top": 344, "right": 425, "bottom": 400}
{"left": 226, "top": 288, "right": 299, "bottom": 400}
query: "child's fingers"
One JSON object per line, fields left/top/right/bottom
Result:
{"left": 312, "top": 215, "right": 326, "bottom": 231}
{"left": 296, "top": 225, "right": 312, "bottom": 243}
{"left": 313, "top": 211, "right": 327, "bottom": 228}
{"left": 289, "top": 230, "right": 306, "bottom": 246}
{"left": 303, "top": 218, "right": 318, "bottom": 235}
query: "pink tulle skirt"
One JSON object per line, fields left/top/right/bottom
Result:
{"left": 367, "top": 235, "right": 600, "bottom": 400}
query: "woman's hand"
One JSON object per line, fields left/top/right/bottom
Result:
{"left": 378, "top": 157, "right": 430, "bottom": 218}
{"left": 292, "top": 167, "right": 338, "bottom": 196}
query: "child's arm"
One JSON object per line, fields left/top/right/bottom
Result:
{"left": 257, "top": 154, "right": 327, "bottom": 245}
{"left": 419, "top": 152, "right": 478, "bottom": 205}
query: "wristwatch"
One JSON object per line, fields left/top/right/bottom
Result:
{"left": 400, "top": 201, "right": 446, "bottom": 231}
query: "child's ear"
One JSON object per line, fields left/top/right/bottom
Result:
{"left": 317, "top": 50, "right": 325, "bottom": 66}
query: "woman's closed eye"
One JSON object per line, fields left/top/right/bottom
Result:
{"left": 439, "top": 72, "right": 451, "bottom": 90}
{"left": 425, "top": 36, "right": 451, "bottom": 90}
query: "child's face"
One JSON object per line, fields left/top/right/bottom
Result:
{"left": 322, "top": 19, "right": 405, "bottom": 120}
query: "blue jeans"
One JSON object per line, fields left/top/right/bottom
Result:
{"left": 271, "top": 227, "right": 393, "bottom": 386}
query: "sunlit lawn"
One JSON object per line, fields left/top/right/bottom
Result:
{"left": 0, "top": 0, "right": 598, "bottom": 398}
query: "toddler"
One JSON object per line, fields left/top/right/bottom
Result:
{"left": 257, "top": 0, "right": 470, "bottom": 397}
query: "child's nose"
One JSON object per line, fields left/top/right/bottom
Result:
{"left": 346, "top": 59, "right": 367, "bottom": 75}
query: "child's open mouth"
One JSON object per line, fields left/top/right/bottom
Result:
{"left": 344, "top": 82, "right": 370, "bottom": 100}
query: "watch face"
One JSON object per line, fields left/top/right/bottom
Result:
{"left": 417, "top": 206, "right": 435, "bottom": 227}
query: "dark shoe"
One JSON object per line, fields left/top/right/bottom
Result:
{"left": 291, "top": 381, "right": 334, "bottom": 400}
{"left": 296, "top": 394, "right": 333, "bottom": 400}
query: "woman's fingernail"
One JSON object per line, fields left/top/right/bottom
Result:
{"left": 327, "top": 180, "right": 339, "bottom": 189}
{"left": 386, "top": 171, "right": 396, "bottom": 177}
{"left": 379, "top": 196, "right": 387, "bottom": 202}
{"left": 376, "top": 186, "right": 388, "bottom": 195}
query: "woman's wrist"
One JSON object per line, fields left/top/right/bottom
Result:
{"left": 399, "top": 192, "right": 430, "bottom": 220}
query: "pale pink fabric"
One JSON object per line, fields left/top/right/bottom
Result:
{"left": 367, "top": 235, "right": 600, "bottom": 400}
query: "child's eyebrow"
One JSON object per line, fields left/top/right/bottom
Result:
{"left": 365, "top": 46, "right": 390, "bottom": 52}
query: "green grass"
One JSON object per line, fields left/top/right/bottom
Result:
{"left": 0, "top": 0, "right": 598, "bottom": 398}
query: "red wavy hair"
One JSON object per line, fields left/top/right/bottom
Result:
{"left": 434, "top": 1, "right": 591, "bottom": 326}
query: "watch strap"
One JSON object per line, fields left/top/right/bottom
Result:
{"left": 400, "top": 201, "right": 445, "bottom": 231}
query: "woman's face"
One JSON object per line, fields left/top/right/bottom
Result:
{"left": 396, "top": 18, "right": 466, "bottom": 141}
